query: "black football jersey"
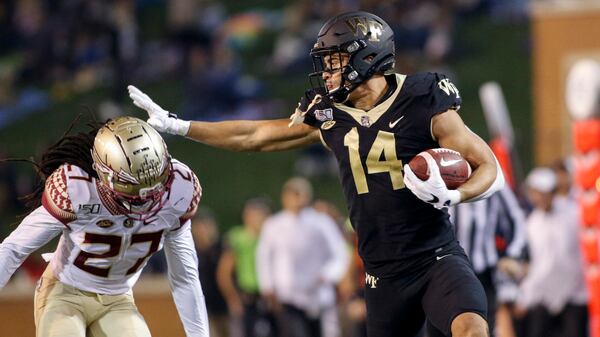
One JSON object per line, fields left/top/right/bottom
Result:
{"left": 304, "top": 72, "right": 462, "bottom": 277}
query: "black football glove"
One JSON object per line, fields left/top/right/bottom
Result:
{"left": 289, "top": 88, "right": 332, "bottom": 127}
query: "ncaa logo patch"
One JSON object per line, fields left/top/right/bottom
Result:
{"left": 315, "top": 108, "right": 333, "bottom": 122}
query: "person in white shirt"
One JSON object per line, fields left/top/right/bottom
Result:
{"left": 516, "top": 167, "right": 588, "bottom": 337}
{"left": 0, "top": 117, "right": 209, "bottom": 337}
{"left": 256, "top": 177, "right": 349, "bottom": 337}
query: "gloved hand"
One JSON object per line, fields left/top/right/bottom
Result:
{"left": 288, "top": 89, "right": 330, "bottom": 127}
{"left": 128, "top": 85, "right": 190, "bottom": 136}
{"left": 403, "top": 154, "right": 461, "bottom": 209}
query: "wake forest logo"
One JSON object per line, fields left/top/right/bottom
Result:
{"left": 96, "top": 219, "right": 114, "bottom": 228}
{"left": 437, "top": 78, "right": 460, "bottom": 98}
{"left": 365, "top": 273, "right": 380, "bottom": 289}
{"left": 345, "top": 17, "right": 384, "bottom": 42}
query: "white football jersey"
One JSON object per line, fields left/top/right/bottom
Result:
{"left": 40, "top": 159, "right": 201, "bottom": 295}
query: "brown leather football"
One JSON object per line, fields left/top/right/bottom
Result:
{"left": 408, "top": 148, "right": 472, "bottom": 189}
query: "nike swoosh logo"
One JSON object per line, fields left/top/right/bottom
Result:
{"left": 436, "top": 254, "right": 453, "bottom": 261}
{"left": 427, "top": 194, "right": 439, "bottom": 203}
{"left": 389, "top": 115, "right": 404, "bottom": 128}
{"left": 440, "top": 158, "right": 462, "bottom": 167}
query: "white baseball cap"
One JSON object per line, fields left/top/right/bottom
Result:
{"left": 525, "top": 167, "right": 557, "bottom": 193}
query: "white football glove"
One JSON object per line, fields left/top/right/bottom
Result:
{"left": 127, "top": 85, "right": 190, "bottom": 136}
{"left": 403, "top": 154, "right": 461, "bottom": 209}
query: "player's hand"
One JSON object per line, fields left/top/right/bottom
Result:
{"left": 403, "top": 155, "right": 461, "bottom": 209}
{"left": 127, "top": 85, "right": 190, "bottom": 136}
{"left": 288, "top": 89, "right": 331, "bottom": 127}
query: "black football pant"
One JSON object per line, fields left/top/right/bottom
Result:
{"left": 365, "top": 249, "right": 488, "bottom": 337}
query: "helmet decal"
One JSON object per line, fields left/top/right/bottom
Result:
{"left": 309, "top": 11, "right": 395, "bottom": 103}
{"left": 345, "top": 17, "right": 384, "bottom": 42}
{"left": 91, "top": 117, "right": 172, "bottom": 219}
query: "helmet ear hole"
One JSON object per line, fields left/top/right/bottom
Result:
{"left": 363, "top": 54, "right": 376, "bottom": 63}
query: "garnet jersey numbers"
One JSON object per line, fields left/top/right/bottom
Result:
{"left": 40, "top": 159, "right": 201, "bottom": 294}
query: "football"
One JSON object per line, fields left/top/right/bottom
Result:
{"left": 408, "top": 148, "right": 472, "bottom": 189}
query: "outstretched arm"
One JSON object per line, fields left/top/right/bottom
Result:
{"left": 186, "top": 119, "right": 320, "bottom": 152}
{"left": 128, "top": 85, "right": 320, "bottom": 152}
{"left": 0, "top": 206, "right": 64, "bottom": 288}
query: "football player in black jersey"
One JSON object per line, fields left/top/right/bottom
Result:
{"left": 129, "top": 11, "right": 504, "bottom": 337}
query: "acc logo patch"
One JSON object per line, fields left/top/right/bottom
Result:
{"left": 96, "top": 219, "right": 114, "bottom": 228}
{"left": 315, "top": 108, "right": 333, "bottom": 122}
{"left": 123, "top": 218, "right": 134, "bottom": 228}
{"left": 321, "top": 120, "right": 336, "bottom": 130}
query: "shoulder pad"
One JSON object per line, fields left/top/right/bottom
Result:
{"left": 42, "top": 165, "right": 77, "bottom": 224}
{"left": 403, "top": 72, "right": 439, "bottom": 96}
{"left": 406, "top": 72, "right": 461, "bottom": 112}
{"left": 169, "top": 159, "right": 202, "bottom": 221}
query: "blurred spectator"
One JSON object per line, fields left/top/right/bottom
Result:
{"left": 257, "top": 177, "right": 349, "bottom": 337}
{"left": 217, "top": 197, "right": 276, "bottom": 337}
{"left": 516, "top": 168, "right": 588, "bottom": 337}
{"left": 313, "top": 200, "right": 353, "bottom": 337}
{"left": 338, "top": 220, "right": 368, "bottom": 337}
{"left": 448, "top": 185, "right": 527, "bottom": 336}
{"left": 191, "top": 208, "right": 229, "bottom": 337}
{"left": 551, "top": 158, "right": 575, "bottom": 206}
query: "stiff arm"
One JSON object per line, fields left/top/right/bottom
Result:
{"left": 185, "top": 119, "right": 320, "bottom": 152}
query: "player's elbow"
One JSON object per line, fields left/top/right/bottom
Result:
{"left": 490, "top": 157, "right": 505, "bottom": 192}
{"left": 235, "top": 137, "right": 263, "bottom": 152}
{"left": 239, "top": 134, "right": 274, "bottom": 152}
{"left": 495, "top": 166, "right": 505, "bottom": 190}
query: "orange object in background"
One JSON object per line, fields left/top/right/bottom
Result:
{"left": 573, "top": 120, "right": 600, "bottom": 153}
{"left": 574, "top": 151, "right": 600, "bottom": 190}
{"left": 593, "top": 317, "right": 600, "bottom": 337}
{"left": 579, "top": 190, "right": 600, "bottom": 228}
{"left": 582, "top": 229, "right": 600, "bottom": 264}
{"left": 587, "top": 267, "right": 600, "bottom": 318}
{"left": 489, "top": 137, "right": 515, "bottom": 189}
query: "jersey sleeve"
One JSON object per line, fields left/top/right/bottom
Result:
{"left": 427, "top": 72, "right": 461, "bottom": 115}
{"left": 180, "top": 172, "right": 202, "bottom": 223}
{"left": 169, "top": 160, "right": 203, "bottom": 228}
{"left": 302, "top": 89, "right": 333, "bottom": 129}
{"left": 403, "top": 72, "right": 463, "bottom": 142}
{"left": 41, "top": 165, "right": 77, "bottom": 225}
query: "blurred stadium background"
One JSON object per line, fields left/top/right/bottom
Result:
{"left": 0, "top": 0, "right": 599, "bottom": 336}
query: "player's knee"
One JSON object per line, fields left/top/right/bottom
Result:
{"left": 450, "top": 312, "right": 489, "bottom": 337}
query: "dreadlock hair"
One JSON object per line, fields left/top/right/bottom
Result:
{"left": 2, "top": 115, "right": 104, "bottom": 212}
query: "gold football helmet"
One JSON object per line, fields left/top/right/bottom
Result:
{"left": 92, "top": 116, "right": 172, "bottom": 216}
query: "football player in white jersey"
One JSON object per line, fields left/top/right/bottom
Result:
{"left": 0, "top": 117, "right": 209, "bottom": 337}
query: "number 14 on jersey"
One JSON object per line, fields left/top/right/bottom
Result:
{"left": 344, "top": 127, "right": 405, "bottom": 194}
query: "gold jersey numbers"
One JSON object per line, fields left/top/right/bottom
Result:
{"left": 343, "top": 127, "right": 405, "bottom": 194}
